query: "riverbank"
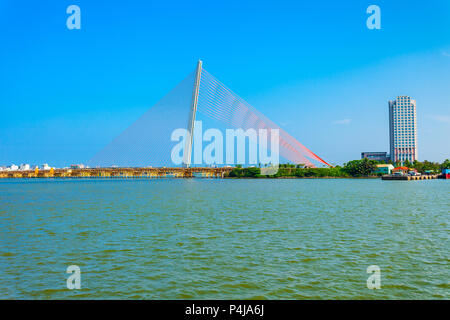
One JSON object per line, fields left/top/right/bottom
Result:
{"left": 226, "top": 166, "right": 381, "bottom": 179}
{"left": 226, "top": 176, "right": 380, "bottom": 179}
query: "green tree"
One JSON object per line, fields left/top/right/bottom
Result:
{"left": 422, "top": 160, "right": 440, "bottom": 173}
{"left": 243, "top": 167, "right": 260, "bottom": 177}
{"left": 404, "top": 159, "right": 412, "bottom": 168}
{"left": 440, "top": 159, "right": 450, "bottom": 170}
{"left": 413, "top": 160, "right": 423, "bottom": 172}
{"left": 411, "top": 160, "right": 440, "bottom": 173}
{"left": 343, "top": 158, "right": 377, "bottom": 176}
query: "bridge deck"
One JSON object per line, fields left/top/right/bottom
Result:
{"left": 0, "top": 167, "right": 234, "bottom": 179}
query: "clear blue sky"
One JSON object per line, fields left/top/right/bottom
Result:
{"left": 1, "top": 0, "right": 449, "bottom": 166}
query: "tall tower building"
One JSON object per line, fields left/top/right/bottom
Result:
{"left": 389, "top": 96, "right": 418, "bottom": 163}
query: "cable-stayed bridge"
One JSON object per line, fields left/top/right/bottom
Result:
{"left": 88, "top": 60, "right": 330, "bottom": 169}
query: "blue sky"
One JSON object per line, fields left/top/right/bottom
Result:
{"left": 1, "top": 0, "right": 449, "bottom": 166}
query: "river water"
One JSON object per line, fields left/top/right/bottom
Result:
{"left": 0, "top": 178, "right": 448, "bottom": 299}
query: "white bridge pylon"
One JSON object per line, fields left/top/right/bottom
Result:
{"left": 182, "top": 60, "right": 202, "bottom": 168}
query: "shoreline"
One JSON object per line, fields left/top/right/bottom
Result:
{"left": 0, "top": 176, "right": 381, "bottom": 180}
{"left": 225, "top": 176, "right": 380, "bottom": 179}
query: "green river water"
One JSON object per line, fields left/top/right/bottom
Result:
{"left": 0, "top": 178, "right": 448, "bottom": 299}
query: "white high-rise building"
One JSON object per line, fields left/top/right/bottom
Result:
{"left": 389, "top": 96, "right": 418, "bottom": 163}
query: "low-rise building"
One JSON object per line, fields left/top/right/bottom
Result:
{"left": 361, "top": 152, "right": 390, "bottom": 162}
{"left": 9, "top": 164, "right": 19, "bottom": 171}
{"left": 393, "top": 166, "right": 409, "bottom": 175}
{"left": 41, "top": 164, "right": 51, "bottom": 170}
{"left": 70, "top": 164, "right": 85, "bottom": 169}
{"left": 19, "top": 164, "right": 31, "bottom": 171}
{"left": 374, "top": 164, "right": 394, "bottom": 175}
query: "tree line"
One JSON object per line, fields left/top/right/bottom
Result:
{"left": 227, "top": 158, "right": 450, "bottom": 178}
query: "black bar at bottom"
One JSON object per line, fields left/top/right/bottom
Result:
{"left": 1, "top": 300, "right": 445, "bottom": 319}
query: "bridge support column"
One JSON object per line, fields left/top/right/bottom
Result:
{"left": 183, "top": 60, "right": 202, "bottom": 168}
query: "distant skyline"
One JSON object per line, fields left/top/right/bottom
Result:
{"left": 1, "top": 0, "right": 449, "bottom": 166}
